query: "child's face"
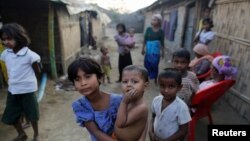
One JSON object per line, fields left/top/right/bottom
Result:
{"left": 104, "top": 48, "right": 108, "bottom": 54}
{"left": 158, "top": 77, "right": 182, "bottom": 102}
{"left": 1, "top": 33, "right": 16, "bottom": 49}
{"left": 172, "top": 56, "right": 189, "bottom": 74}
{"left": 121, "top": 70, "right": 148, "bottom": 97}
{"left": 117, "top": 26, "right": 124, "bottom": 34}
{"left": 129, "top": 31, "right": 135, "bottom": 37}
{"left": 74, "top": 69, "right": 101, "bottom": 96}
{"left": 203, "top": 21, "right": 211, "bottom": 30}
{"left": 101, "top": 47, "right": 108, "bottom": 54}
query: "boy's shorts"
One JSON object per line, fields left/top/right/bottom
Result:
{"left": 102, "top": 65, "right": 111, "bottom": 77}
{"left": 2, "top": 92, "right": 39, "bottom": 125}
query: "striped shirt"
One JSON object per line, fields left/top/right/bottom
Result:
{"left": 177, "top": 71, "right": 200, "bottom": 105}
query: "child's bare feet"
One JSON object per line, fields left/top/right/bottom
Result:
{"left": 13, "top": 134, "right": 28, "bottom": 141}
{"left": 33, "top": 135, "right": 40, "bottom": 141}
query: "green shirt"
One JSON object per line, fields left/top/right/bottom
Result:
{"left": 144, "top": 27, "right": 164, "bottom": 46}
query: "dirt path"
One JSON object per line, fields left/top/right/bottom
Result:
{"left": 0, "top": 29, "right": 248, "bottom": 141}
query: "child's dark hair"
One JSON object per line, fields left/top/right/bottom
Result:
{"left": 100, "top": 46, "right": 106, "bottom": 53}
{"left": 172, "top": 48, "right": 191, "bottom": 61}
{"left": 67, "top": 57, "right": 103, "bottom": 83}
{"left": 159, "top": 68, "right": 182, "bottom": 85}
{"left": 203, "top": 18, "right": 214, "bottom": 28}
{"left": 123, "top": 65, "right": 149, "bottom": 82}
{"left": 0, "top": 23, "right": 31, "bottom": 48}
{"left": 116, "top": 23, "right": 126, "bottom": 33}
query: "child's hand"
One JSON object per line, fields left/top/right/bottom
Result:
{"left": 124, "top": 46, "right": 130, "bottom": 53}
{"left": 149, "top": 131, "right": 160, "bottom": 141}
{"left": 149, "top": 130, "right": 154, "bottom": 141}
{"left": 123, "top": 89, "right": 137, "bottom": 104}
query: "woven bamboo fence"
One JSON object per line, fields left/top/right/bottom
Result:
{"left": 210, "top": 0, "right": 250, "bottom": 103}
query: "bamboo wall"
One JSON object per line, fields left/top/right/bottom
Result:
{"left": 55, "top": 5, "right": 81, "bottom": 74}
{"left": 210, "top": 0, "right": 250, "bottom": 121}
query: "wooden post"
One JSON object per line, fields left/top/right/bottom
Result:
{"left": 48, "top": 2, "right": 57, "bottom": 79}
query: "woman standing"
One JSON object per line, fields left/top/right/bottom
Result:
{"left": 114, "top": 23, "right": 134, "bottom": 83}
{"left": 142, "top": 14, "right": 165, "bottom": 84}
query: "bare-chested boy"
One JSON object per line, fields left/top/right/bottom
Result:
{"left": 114, "top": 65, "right": 149, "bottom": 141}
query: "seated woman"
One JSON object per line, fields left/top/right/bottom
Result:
{"left": 189, "top": 43, "right": 213, "bottom": 76}
{"left": 199, "top": 55, "right": 237, "bottom": 91}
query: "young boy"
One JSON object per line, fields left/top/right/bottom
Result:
{"left": 100, "top": 46, "right": 112, "bottom": 84}
{"left": 149, "top": 68, "right": 191, "bottom": 141}
{"left": 172, "top": 48, "right": 199, "bottom": 105}
{"left": 114, "top": 65, "right": 149, "bottom": 141}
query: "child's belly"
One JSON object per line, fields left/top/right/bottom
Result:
{"left": 114, "top": 120, "right": 146, "bottom": 141}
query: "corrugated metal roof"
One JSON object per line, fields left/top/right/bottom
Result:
{"left": 50, "top": 0, "right": 111, "bottom": 24}
{"left": 50, "top": 0, "right": 97, "bottom": 15}
{"left": 147, "top": 0, "right": 187, "bottom": 10}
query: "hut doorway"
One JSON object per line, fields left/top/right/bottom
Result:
{"left": 183, "top": 3, "right": 196, "bottom": 56}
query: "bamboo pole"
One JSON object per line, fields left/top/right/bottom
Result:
{"left": 216, "top": 33, "right": 250, "bottom": 47}
{"left": 48, "top": 2, "right": 57, "bottom": 79}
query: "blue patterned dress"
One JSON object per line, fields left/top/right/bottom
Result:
{"left": 72, "top": 94, "right": 122, "bottom": 141}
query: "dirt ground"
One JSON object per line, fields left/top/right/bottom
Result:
{"left": 0, "top": 29, "right": 249, "bottom": 141}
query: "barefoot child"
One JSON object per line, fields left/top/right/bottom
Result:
{"left": 172, "top": 48, "right": 200, "bottom": 105}
{"left": 100, "top": 46, "right": 112, "bottom": 84}
{"left": 149, "top": 69, "right": 191, "bottom": 141}
{"left": 114, "top": 65, "right": 149, "bottom": 141}
{"left": 68, "top": 57, "right": 122, "bottom": 141}
{"left": 0, "top": 23, "right": 41, "bottom": 141}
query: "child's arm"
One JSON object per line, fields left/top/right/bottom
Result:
{"left": 161, "top": 45, "right": 165, "bottom": 59}
{"left": 141, "top": 42, "right": 146, "bottom": 55}
{"left": 193, "top": 31, "right": 201, "bottom": 44}
{"left": 138, "top": 120, "right": 148, "bottom": 141}
{"left": 85, "top": 121, "right": 117, "bottom": 141}
{"left": 160, "top": 31, "right": 165, "bottom": 58}
{"left": 32, "top": 61, "right": 43, "bottom": 78}
{"left": 149, "top": 113, "right": 159, "bottom": 141}
{"left": 161, "top": 123, "right": 189, "bottom": 141}
{"left": 100, "top": 56, "right": 104, "bottom": 65}
{"left": 115, "top": 101, "right": 148, "bottom": 128}
{"left": 142, "top": 28, "right": 149, "bottom": 55}
{"left": 108, "top": 56, "right": 112, "bottom": 69}
{"left": 115, "top": 90, "right": 148, "bottom": 128}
